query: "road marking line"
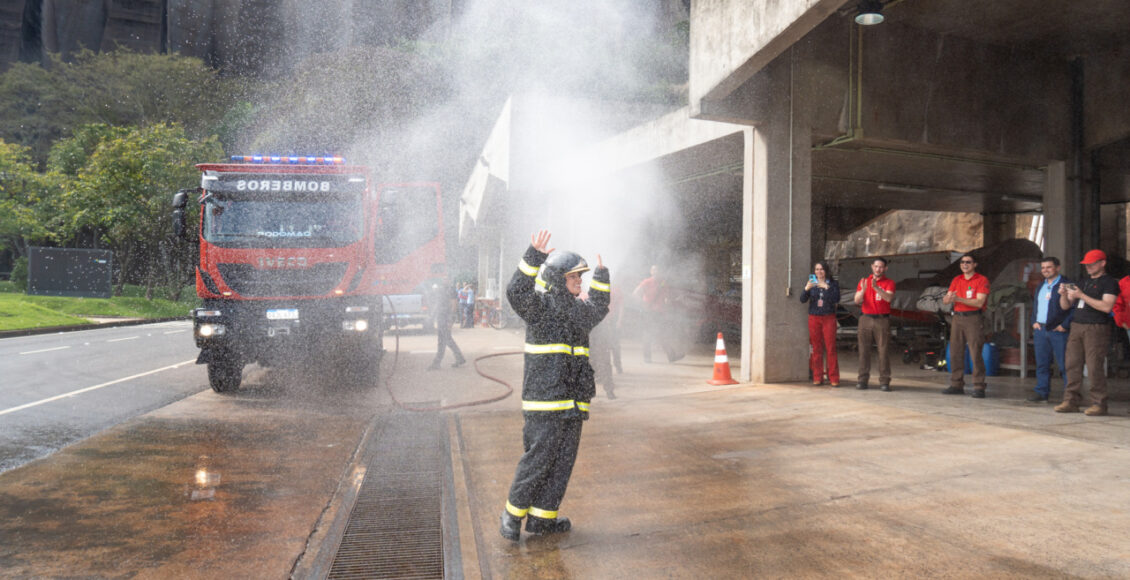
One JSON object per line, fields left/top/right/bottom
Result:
{"left": 163, "top": 330, "right": 186, "bottom": 335}
{"left": 19, "top": 346, "right": 71, "bottom": 355}
{"left": 107, "top": 336, "right": 139, "bottom": 342}
{"left": 0, "top": 359, "right": 197, "bottom": 417}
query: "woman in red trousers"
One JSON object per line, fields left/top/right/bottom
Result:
{"left": 800, "top": 261, "right": 841, "bottom": 386}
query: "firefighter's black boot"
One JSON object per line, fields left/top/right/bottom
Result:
{"left": 525, "top": 515, "right": 571, "bottom": 536}
{"left": 500, "top": 512, "right": 522, "bottom": 542}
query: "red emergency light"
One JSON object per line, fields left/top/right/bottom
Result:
{"left": 230, "top": 155, "right": 346, "bottom": 165}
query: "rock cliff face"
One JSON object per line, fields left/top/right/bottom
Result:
{"left": 827, "top": 210, "right": 983, "bottom": 259}
{"left": 826, "top": 210, "right": 1037, "bottom": 259}
{"left": 0, "top": 0, "right": 454, "bottom": 75}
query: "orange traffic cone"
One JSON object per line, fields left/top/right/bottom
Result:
{"left": 708, "top": 332, "right": 739, "bottom": 385}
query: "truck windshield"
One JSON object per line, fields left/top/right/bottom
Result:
{"left": 202, "top": 194, "right": 364, "bottom": 248}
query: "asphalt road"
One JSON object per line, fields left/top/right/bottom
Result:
{"left": 0, "top": 321, "right": 206, "bottom": 473}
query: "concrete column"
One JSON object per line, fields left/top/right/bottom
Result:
{"left": 1123, "top": 206, "right": 1130, "bottom": 259}
{"left": 982, "top": 213, "right": 1016, "bottom": 247}
{"left": 477, "top": 243, "right": 494, "bottom": 300}
{"left": 811, "top": 204, "right": 828, "bottom": 265}
{"left": 1044, "top": 161, "right": 1072, "bottom": 269}
{"left": 739, "top": 62, "right": 813, "bottom": 383}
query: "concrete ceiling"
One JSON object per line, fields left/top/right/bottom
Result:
{"left": 885, "top": 0, "right": 1130, "bottom": 59}
{"left": 664, "top": 0, "right": 1130, "bottom": 221}
{"left": 831, "top": 0, "right": 1130, "bottom": 213}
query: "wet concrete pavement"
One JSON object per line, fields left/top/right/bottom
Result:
{"left": 453, "top": 330, "right": 1130, "bottom": 578}
{"left": 0, "top": 372, "right": 378, "bottom": 579}
{"left": 3, "top": 325, "right": 1130, "bottom": 578}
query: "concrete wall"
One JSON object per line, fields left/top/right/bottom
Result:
{"left": 854, "top": 23, "right": 1072, "bottom": 160}
{"left": 726, "top": 18, "right": 1074, "bottom": 162}
{"left": 1086, "top": 46, "right": 1130, "bottom": 149}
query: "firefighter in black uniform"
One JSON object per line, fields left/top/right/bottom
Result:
{"left": 500, "top": 229, "right": 610, "bottom": 542}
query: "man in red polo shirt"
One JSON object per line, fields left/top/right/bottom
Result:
{"left": 853, "top": 257, "right": 896, "bottom": 390}
{"left": 941, "top": 253, "right": 991, "bottom": 398}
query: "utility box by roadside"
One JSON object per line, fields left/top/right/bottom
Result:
{"left": 27, "top": 247, "right": 113, "bottom": 298}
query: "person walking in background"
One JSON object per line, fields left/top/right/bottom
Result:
{"left": 853, "top": 257, "right": 895, "bottom": 391}
{"left": 1029, "top": 257, "right": 1072, "bottom": 403}
{"left": 588, "top": 284, "right": 622, "bottom": 398}
{"left": 608, "top": 286, "right": 624, "bottom": 374}
{"left": 426, "top": 274, "right": 466, "bottom": 370}
{"left": 1055, "top": 250, "right": 1120, "bottom": 416}
{"left": 459, "top": 282, "right": 476, "bottom": 328}
{"left": 801, "top": 261, "right": 841, "bottom": 386}
{"left": 633, "top": 265, "right": 683, "bottom": 363}
{"left": 500, "top": 230, "right": 609, "bottom": 542}
{"left": 942, "top": 253, "right": 991, "bottom": 398}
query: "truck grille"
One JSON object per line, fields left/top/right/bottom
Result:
{"left": 216, "top": 262, "right": 348, "bottom": 297}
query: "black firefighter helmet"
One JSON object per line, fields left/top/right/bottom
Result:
{"left": 538, "top": 251, "right": 590, "bottom": 293}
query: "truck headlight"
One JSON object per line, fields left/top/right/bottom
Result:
{"left": 198, "top": 323, "right": 226, "bottom": 337}
{"left": 343, "top": 319, "right": 369, "bottom": 332}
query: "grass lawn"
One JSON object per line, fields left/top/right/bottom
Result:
{"left": 0, "top": 282, "right": 198, "bottom": 332}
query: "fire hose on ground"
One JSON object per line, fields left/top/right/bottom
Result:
{"left": 380, "top": 295, "right": 520, "bottom": 412}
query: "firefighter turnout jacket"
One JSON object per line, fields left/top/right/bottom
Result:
{"left": 509, "top": 245, "right": 611, "bottom": 420}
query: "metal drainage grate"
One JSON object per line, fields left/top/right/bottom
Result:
{"left": 327, "top": 413, "right": 445, "bottom": 580}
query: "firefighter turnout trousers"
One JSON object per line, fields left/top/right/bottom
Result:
{"left": 505, "top": 414, "right": 583, "bottom": 521}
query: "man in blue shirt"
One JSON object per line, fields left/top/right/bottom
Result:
{"left": 459, "top": 283, "right": 476, "bottom": 328}
{"left": 1030, "top": 257, "right": 1072, "bottom": 402}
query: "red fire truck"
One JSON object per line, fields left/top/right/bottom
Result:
{"left": 172, "top": 155, "right": 444, "bottom": 392}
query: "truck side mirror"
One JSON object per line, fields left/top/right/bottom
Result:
{"left": 172, "top": 189, "right": 189, "bottom": 239}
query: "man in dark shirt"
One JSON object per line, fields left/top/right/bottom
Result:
{"left": 1054, "top": 250, "right": 1120, "bottom": 416}
{"left": 426, "top": 276, "right": 466, "bottom": 370}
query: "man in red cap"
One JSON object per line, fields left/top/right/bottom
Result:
{"left": 941, "top": 253, "right": 991, "bottom": 398}
{"left": 1055, "top": 249, "right": 1120, "bottom": 416}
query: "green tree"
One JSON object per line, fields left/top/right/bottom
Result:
{"left": 47, "top": 124, "right": 130, "bottom": 177}
{"left": 0, "top": 140, "right": 60, "bottom": 260}
{"left": 0, "top": 51, "right": 244, "bottom": 165}
{"left": 0, "top": 60, "right": 80, "bottom": 165}
{"left": 65, "top": 123, "right": 222, "bottom": 298}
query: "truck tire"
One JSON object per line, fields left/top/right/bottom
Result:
{"left": 208, "top": 362, "right": 243, "bottom": 393}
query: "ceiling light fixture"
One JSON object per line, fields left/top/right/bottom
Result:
{"left": 877, "top": 183, "right": 926, "bottom": 194}
{"left": 1000, "top": 194, "right": 1042, "bottom": 203}
{"left": 855, "top": 0, "right": 885, "bottom": 25}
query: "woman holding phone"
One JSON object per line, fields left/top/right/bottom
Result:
{"left": 801, "top": 261, "right": 841, "bottom": 386}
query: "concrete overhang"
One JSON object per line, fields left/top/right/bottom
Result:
{"left": 552, "top": 106, "right": 745, "bottom": 185}
{"left": 692, "top": 0, "right": 1130, "bottom": 118}
{"left": 689, "top": 0, "right": 848, "bottom": 119}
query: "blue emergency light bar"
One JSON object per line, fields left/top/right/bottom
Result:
{"left": 230, "top": 155, "right": 346, "bottom": 165}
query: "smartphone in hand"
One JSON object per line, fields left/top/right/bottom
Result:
{"left": 809, "top": 274, "right": 818, "bottom": 284}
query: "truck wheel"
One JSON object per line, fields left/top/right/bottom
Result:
{"left": 208, "top": 362, "right": 243, "bottom": 393}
